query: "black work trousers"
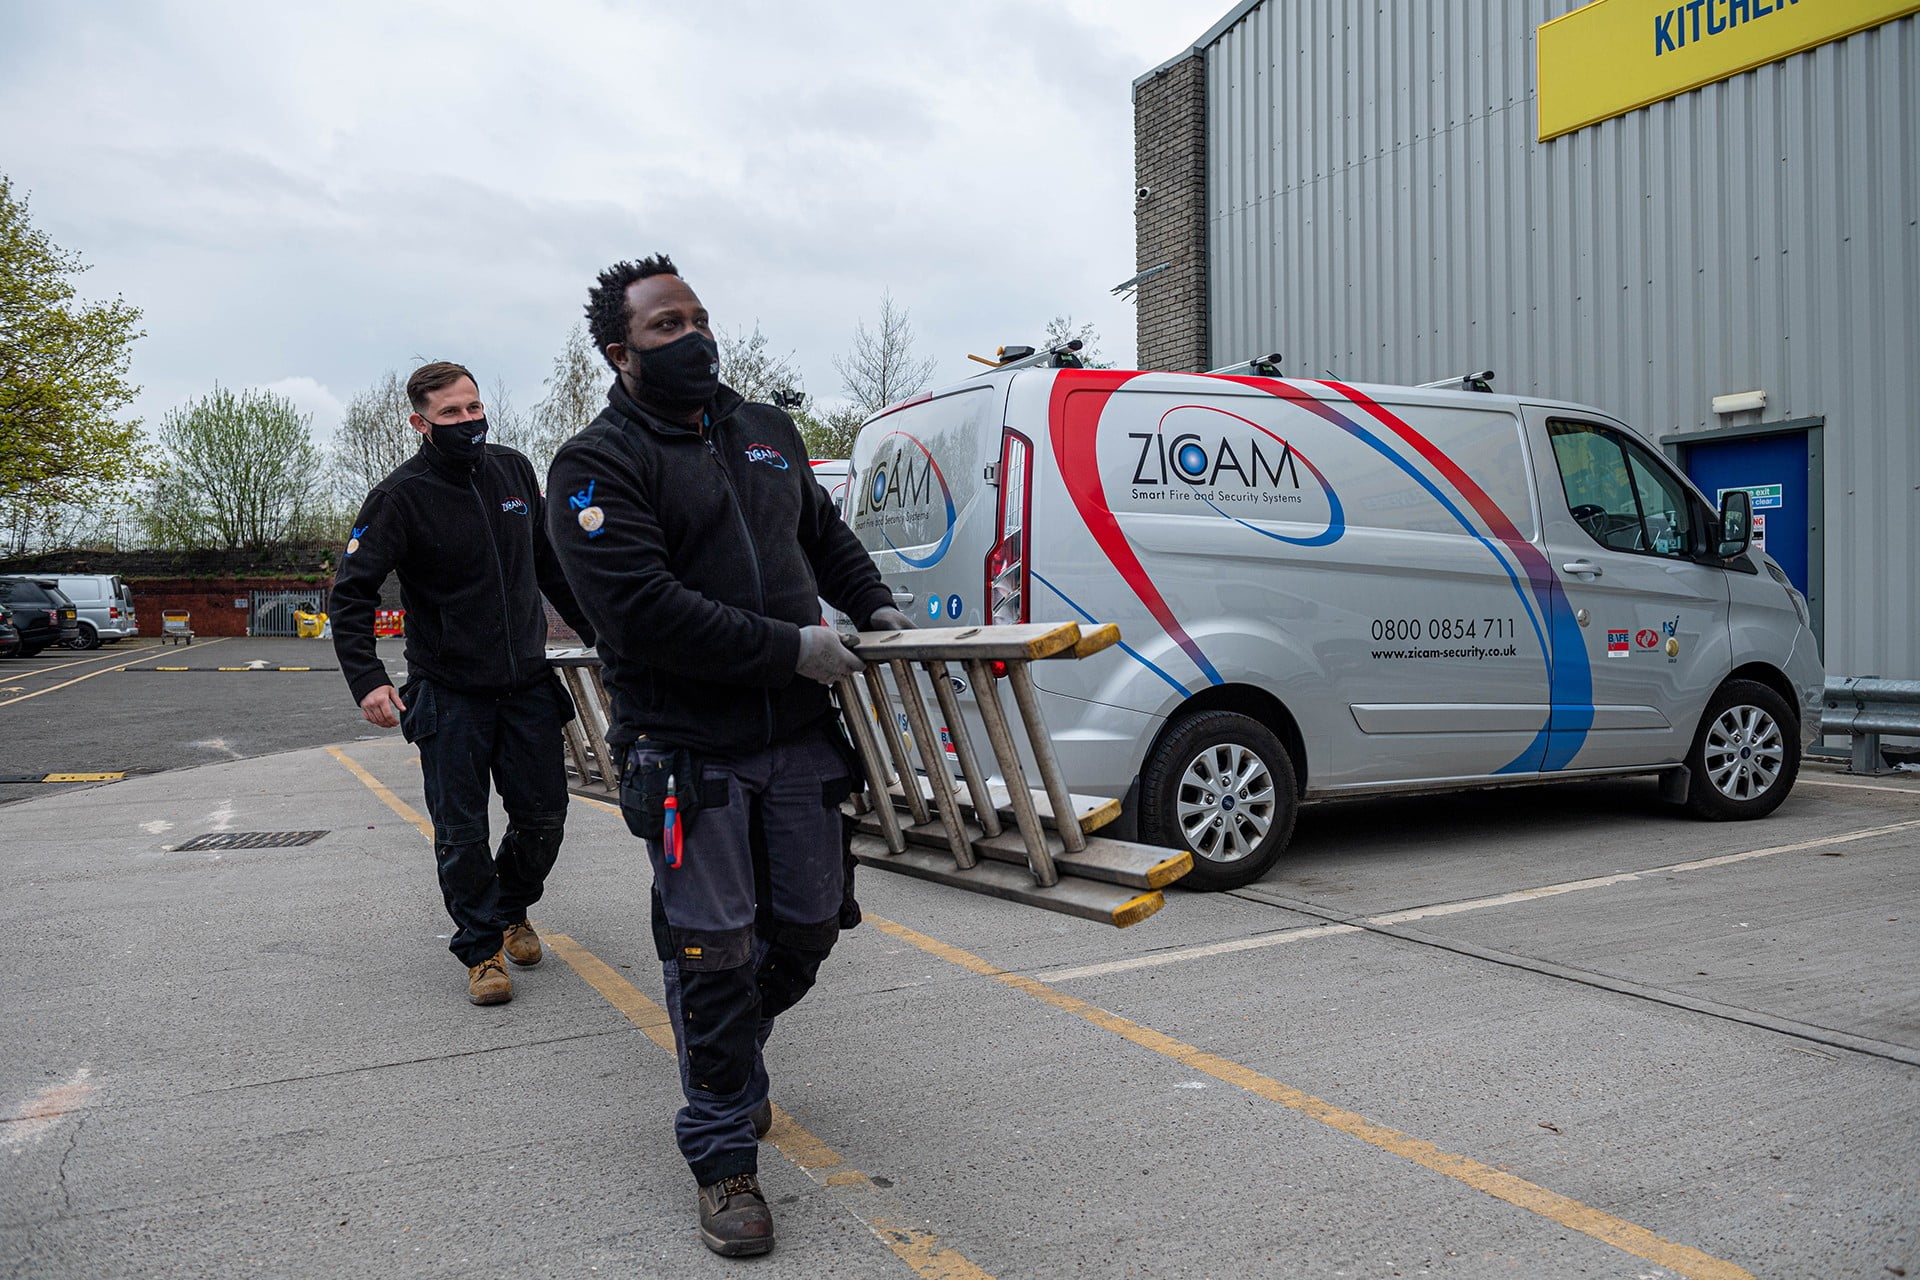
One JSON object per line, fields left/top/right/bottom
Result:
{"left": 621, "top": 723, "right": 854, "bottom": 1186}
{"left": 403, "top": 673, "right": 574, "bottom": 966}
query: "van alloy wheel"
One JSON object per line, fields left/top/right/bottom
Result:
{"left": 67, "top": 621, "right": 101, "bottom": 650}
{"left": 1701, "top": 703, "right": 1785, "bottom": 802}
{"left": 1138, "top": 709, "right": 1299, "bottom": 891}
{"left": 1176, "top": 742, "right": 1275, "bottom": 864}
{"left": 1682, "top": 679, "right": 1799, "bottom": 821}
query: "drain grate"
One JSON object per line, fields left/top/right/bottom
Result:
{"left": 175, "top": 830, "right": 329, "bottom": 851}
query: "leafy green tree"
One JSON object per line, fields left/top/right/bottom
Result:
{"left": 797, "top": 405, "right": 866, "bottom": 462}
{"left": 0, "top": 175, "right": 146, "bottom": 542}
{"left": 143, "top": 385, "right": 327, "bottom": 549}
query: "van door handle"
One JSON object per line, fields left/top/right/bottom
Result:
{"left": 1561, "top": 560, "right": 1603, "bottom": 577}
{"left": 891, "top": 587, "right": 916, "bottom": 603}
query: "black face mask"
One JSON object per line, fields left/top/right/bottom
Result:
{"left": 629, "top": 332, "right": 720, "bottom": 414}
{"left": 428, "top": 415, "right": 488, "bottom": 462}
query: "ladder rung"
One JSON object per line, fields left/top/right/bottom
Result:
{"left": 849, "top": 621, "right": 1084, "bottom": 663}
{"left": 854, "top": 813, "right": 1191, "bottom": 890}
{"left": 850, "top": 838, "right": 1165, "bottom": 928}
{"left": 886, "top": 776, "right": 1122, "bottom": 834}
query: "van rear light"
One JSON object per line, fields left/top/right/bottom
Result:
{"left": 109, "top": 606, "right": 120, "bottom": 618}
{"left": 986, "top": 430, "right": 1033, "bottom": 626}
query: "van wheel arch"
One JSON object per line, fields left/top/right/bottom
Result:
{"left": 1147, "top": 683, "right": 1307, "bottom": 794}
{"left": 1136, "top": 686, "right": 1308, "bottom": 892}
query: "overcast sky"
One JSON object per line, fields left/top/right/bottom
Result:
{"left": 0, "top": 0, "right": 1214, "bottom": 448}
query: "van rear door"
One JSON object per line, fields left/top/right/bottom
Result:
{"left": 846, "top": 384, "right": 1002, "bottom": 627}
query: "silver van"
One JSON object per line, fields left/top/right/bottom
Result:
{"left": 844, "top": 363, "right": 1823, "bottom": 889}
{"left": 49, "top": 574, "right": 138, "bottom": 649}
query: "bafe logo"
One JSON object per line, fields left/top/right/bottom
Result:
{"left": 852, "top": 431, "right": 955, "bottom": 567}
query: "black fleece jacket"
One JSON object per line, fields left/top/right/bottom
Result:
{"left": 332, "top": 439, "right": 595, "bottom": 704}
{"left": 545, "top": 380, "right": 892, "bottom": 757}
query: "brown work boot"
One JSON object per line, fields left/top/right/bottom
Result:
{"left": 697, "top": 1173, "right": 775, "bottom": 1257}
{"left": 502, "top": 920, "right": 542, "bottom": 967}
{"left": 467, "top": 952, "right": 512, "bottom": 1005}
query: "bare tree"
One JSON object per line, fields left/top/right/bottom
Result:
{"left": 528, "top": 324, "right": 606, "bottom": 481}
{"left": 833, "top": 290, "right": 938, "bottom": 414}
{"left": 482, "top": 376, "right": 533, "bottom": 461}
{"left": 1044, "top": 314, "right": 1112, "bottom": 368}
{"left": 142, "top": 385, "right": 327, "bottom": 549}
{"left": 718, "top": 323, "right": 807, "bottom": 406}
{"left": 331, "top": 369, "right": 415, "bottom": 499}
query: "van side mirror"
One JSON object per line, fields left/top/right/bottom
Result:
{"left": 1716, "top": 488, "right": 1752, "bottom": 558}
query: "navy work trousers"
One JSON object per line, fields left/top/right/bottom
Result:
{"left": 623, "top": 724, "right": 852, "bottom": 1186}
{"left": 403, "top": 674, "right": 574, "bottom": 967}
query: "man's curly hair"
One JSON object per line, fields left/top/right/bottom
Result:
{"left": 586, "top": 255, "right": 680, "bottom": 371}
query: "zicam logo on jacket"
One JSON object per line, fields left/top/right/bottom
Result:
{"left": 500, "top": 497, "right": 529, "bottom": 516}
{"left": 850, "top": 431, "right": 955, "bottom": 567}
{"left": 744, "top": 444, "right": 788, "bottom": 470}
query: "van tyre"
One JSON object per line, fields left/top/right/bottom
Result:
{"left": 66, "top": 621, "right": 101, "bottom": 650}
{"left": 1138, "top": 710, "right": 1298, "bottom": 891}
{"left": 1683, "top": 679, "right": 1798, "bottom": 821}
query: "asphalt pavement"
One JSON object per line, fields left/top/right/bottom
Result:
{"left": 2, "top": 651, "right": 1916, "bottom": 1279}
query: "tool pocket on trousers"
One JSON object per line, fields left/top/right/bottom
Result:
{"left": 398, "top": 679, "right": 435, "bottom": 744}
{"left": 618, "top": 748, "right": 730, "bottom": 844}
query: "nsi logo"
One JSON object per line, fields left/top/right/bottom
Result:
{"left": 1129, "top": 430, "right": 1303, "bottom": 490}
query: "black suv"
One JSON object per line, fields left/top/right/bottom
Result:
{"left": 0, "top": 603, "right": 19, "bottom": 658}
{"left": 0, "top": 578, "right": 81, "bottom": 656}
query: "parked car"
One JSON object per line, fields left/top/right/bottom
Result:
{"left": 0, "top": 577, "right": 82, "bottom": 656}
{"left": 843, "top": 358, "right": 1821, "bottom": 889}
{"left": 0, "top": 603, "right": 19, "bottom": 658}
{"left": 47, "top": 573, "right": 139, "bottom": 649}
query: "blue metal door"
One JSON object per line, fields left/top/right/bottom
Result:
{"left": 1680, "top": 431, "right": 1810, "bottom": 596}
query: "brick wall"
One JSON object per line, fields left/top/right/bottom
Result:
{"left": 1133, "top": 53, "right": 1208, "bottom": 372}
{"left": 127, "top": 577, "right": 325, "bottom": 637}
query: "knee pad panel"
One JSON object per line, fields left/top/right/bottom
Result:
{"left": 677, "top": 959, "right": 759, "bottom": 1095}
{"left": 756, "top": 914, "right": 841, "bottom": 1020}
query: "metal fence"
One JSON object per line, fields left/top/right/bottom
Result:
{"left": 248, "top": 589, "right": 325, "bottom": 637}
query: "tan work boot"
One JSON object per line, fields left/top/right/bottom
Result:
{"left": 467, "top": 951, "right": 512, "bottom": 1005}
{"left": 502, "top": 920, "right": 542, "bottom": 967}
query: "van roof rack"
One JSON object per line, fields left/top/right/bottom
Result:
{"left": 1416, "top": 369, "right": 1496, "bottom": 393}
{"left": 1206, "top": 352, "right": 1284, "bottom": 377}
{"left": 967, "top": 338, "right": 1085, "bottom": 375}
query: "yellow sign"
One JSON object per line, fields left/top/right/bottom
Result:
{"left": 1537, "top": 0, "right": 1920, "bottom": 139}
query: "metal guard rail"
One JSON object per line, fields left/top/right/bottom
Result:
{"left": 1821, "top": 676, "right": 1920, "bottom": 776}
{"left": 549, "top": 622, "right": 1192, "bottom": 928}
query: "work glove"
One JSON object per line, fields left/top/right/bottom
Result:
{"left": 796, "top": 624, "right": 867, "bottom": 685}
{"left": 864, "top": 606, "right": 916, "bottom": 631}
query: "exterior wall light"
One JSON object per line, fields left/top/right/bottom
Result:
{"left": 1711, "top": 390, "right": 1767, "bottom": 415}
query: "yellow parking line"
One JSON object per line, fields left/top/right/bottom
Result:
{"left": 9, "top": 643, "right": 163, "bottom": 679}
{"left": 322, "top": 748, "right": 993, "bottom": 1278}
{"left": 867, "top": 913, "right": 1757, "bottom": 1280}
{"left": 0, "top": 638, "right": 231, "bottom": 708}
{"left": 543, "top": 931, "right": 994, "bottom": 1280}
{"left": 323, "top": 745, "right": 433, "bottom": 840}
